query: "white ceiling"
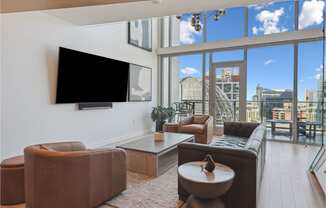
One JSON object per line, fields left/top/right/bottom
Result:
{"left": 46, "top": 0, "right": 276, "bottom": 25}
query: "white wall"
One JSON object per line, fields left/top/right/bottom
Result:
{"left": 1, "top": 11, "right": 158, "bottom": 159}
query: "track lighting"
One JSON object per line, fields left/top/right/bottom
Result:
{"left": 213, "top": 9, "right": 226, "bottom": 21}
{"left": 175, "top": 9, "right": 226, "bottom": 32}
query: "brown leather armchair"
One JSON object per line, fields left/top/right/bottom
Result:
{"left": 24, "top": 141, "right": 127, "bottom": 208}
{"left": 163, "top": 115, "right": 213, "bottom": 144}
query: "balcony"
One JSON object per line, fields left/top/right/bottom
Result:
{"left": 176, "top": 99, "right": 324, "bottom": 145}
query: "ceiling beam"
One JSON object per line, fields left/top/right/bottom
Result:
{"left": 157, "top": 29, "right": 323, "bottom": 56}
{"left": 1, "top": 0, "right": 148, "bottom": 13}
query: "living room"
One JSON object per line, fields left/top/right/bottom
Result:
{"left": 0, "top": 0, "right": 325, "bottom": 208}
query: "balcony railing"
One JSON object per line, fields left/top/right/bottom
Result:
{"left": 176, "top": 99, "right": 324, "bottom": 145}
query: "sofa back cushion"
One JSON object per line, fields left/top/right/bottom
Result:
{"left": 224, "top": 122, "right": 259, "bottom": 138}
{"left": 180, "top": 116, "right": 193, "bottom": 125}
{"left": 192, "top": 115, "right": 209, "bottom": 124}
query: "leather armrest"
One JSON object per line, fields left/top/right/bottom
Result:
{"left": 89, "top": 148, "right": 127, "bottom": 200}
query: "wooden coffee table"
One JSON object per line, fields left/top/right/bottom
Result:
{"left": 178, "top": 161, "right": 235, "bottom": 208}
{"left": 117, "top": 132, "right": 194, "bottom": 177}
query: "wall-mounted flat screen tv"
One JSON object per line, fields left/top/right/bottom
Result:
{"left": 56, "top": 47, "right": 129, "bottom": 103}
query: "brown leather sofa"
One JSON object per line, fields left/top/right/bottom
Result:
{"left": 24, "top": 141, "right": 127, "bottom": 208}
{"left": 178, "top": 122, "right": 266, "bottom": 208}
{"left": 163, "top": 115, "right": 213, "bottom": 144}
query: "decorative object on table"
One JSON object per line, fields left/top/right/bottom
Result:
{"left": 129, "top": 64, "right": 152, "bottom": 101}
{"left": 151, "top": 106, "right": 176, "bottom": 132}
{"left": 128, "top": 19, "right": 152, "bottom": 51}
{"left": 178, "top": 161, "right": 235, "bottom": 208}
{"left": 202, "top": 154, "right": 216, "bottom": 173}
{"left": 154, "top": 132, "right": 164, "bottom": 142}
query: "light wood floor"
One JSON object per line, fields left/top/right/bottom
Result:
{"left": 1, "top": 141, "right": 325, "bottom": 208}
{"left": 258, "top": 141, "right": 325, "bottom": 208}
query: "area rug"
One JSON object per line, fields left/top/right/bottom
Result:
{"left": 102, "top": 167, "right": 184, "bottom": 208}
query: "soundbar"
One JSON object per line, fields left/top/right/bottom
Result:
{"left": 78, "top": 103, "right": 112, "bottom": 110}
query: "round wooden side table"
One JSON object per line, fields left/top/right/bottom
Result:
{"left": 178, "top": 161, "right": 235, "bottom": 208}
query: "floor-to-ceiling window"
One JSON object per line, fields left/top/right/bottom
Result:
{"left": 247, "top": 45, "right": 294, "bottom": 141}
{"left": 298, "top": 41, "right": 324, "bottom": 144}
{"left": 161, "top": 54, "right": 204, "bottom": 120}
{"left": 159, "top": 0, "right": 325, "bottom": 144}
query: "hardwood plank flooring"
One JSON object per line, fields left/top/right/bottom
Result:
{"left": 1, "top": 141, "right": 325, "bottom": 208}
{"left": 258, "top": 141, "right": 325, "bottom": 208}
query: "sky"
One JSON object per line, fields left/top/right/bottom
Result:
{"left": 175, "top": 0, "right": 325, "bottom": 101}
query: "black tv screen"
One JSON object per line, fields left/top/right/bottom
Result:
{"left": 56, "top": 47, "right": 129, "bottom": 103}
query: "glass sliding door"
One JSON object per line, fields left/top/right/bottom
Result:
{"left": 209, "top": 61, "right": 245, "bottom": 131}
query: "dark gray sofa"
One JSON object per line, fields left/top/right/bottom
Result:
{"left": 178, "top": 122, "right": 266, "bottom": 208}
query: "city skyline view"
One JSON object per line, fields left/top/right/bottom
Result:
{"left": 175, "top": 0, "right": 325, "bottom": 101}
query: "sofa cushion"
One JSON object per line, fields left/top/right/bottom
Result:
{"left": 193, "top": 115, "right": 209, "bottom": 124}
{"left": 211, "top": 136, "right": 248, "bottom": 149}
{"left": 179, "top": 124, "right": 205, "bottom": 134}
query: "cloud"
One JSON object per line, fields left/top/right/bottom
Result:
{"left": 252, "top": 26, "right": 258, "bottom": 35}
{"left": 264, "top": 59, "right": 275, "bottom": 65}
{"left": 179, "top": 17, "right": 202, "bottom": 44}
{"left": 315, "top": 73, "right": 321, "bottom": 80}
{"left": 315, "top": 64, "right": 324, "bottom": 72}
{"left": 253, "top": 8, "right": 287, "bottom": 35}
{"left": 181, "top": 67, "right": 199, "bottom": 76}
{"left": 299, "top": 0, "right": 325, "bottom": 29}
{"left": 249, "top": 2, "right": 274, "bottom": 10}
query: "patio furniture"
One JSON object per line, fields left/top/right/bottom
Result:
{"left": 174, "top": 102, "right": 195, "bottom": 121}
{"left": 268, "top": 120, "right": 320, "bottom": 139}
